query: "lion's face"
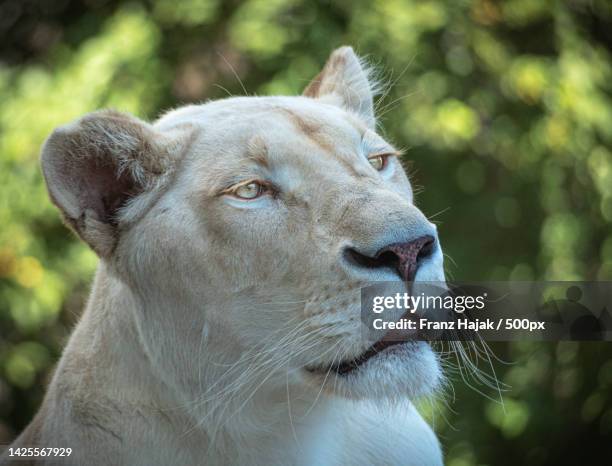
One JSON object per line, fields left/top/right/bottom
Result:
{"left": 42, "top": 47, "right": 444, "bottom": 412}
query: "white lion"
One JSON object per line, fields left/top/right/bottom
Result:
{"left": 4, "top": 47, "right": 445, "bottom": 466}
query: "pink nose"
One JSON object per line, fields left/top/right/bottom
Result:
{"left": 344, "top": 235, "right": 436, "bottom": 281}
{"left": 376, "top": 236, "right": 436, "bottom": 282}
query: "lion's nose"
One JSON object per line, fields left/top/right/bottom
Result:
{"left": 344, "top": 235, "right": 436, "bottom": 282}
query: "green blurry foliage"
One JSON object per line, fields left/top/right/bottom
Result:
{"left": 1, "top": 0, "right": 611, "bottom": 463}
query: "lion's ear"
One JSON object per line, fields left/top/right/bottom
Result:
{"left": 303, "top": 46, "right": 377, "bottom": 128}
{"left": 41, "top": 110, "right": 186, "bottom": 257}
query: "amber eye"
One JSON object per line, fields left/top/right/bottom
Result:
{"left": 232, "top": 181, "right": 266, "bottom": 200}
{"left": 368, "top": 154, "right": 389, "bottom": 171}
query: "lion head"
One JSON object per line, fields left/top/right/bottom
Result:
{"left": 41, "top": 47, "right": 445, "bottom": 423}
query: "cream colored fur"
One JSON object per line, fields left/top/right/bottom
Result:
{"left": 3, "top": 47, "right": 445, "bottom": 466}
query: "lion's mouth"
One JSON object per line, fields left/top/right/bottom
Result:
{"left": 307, "top": 338, "right": 414, "bottom": 376}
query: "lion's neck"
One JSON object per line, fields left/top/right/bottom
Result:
{"left": 50, "top": 264, "right": 324, "bottom": 464}
{"left": 60, "top": 265, "right": 177, "bottom": 408}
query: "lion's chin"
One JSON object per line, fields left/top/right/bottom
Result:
{"left": 305, "top": 342, "right": 442, "bottom": 400}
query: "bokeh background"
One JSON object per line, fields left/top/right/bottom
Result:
{"left": 1, "top": 0, "right": 611, "bottom": 464}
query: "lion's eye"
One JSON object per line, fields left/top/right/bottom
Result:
{"left": 232, "top": 181, "right": 266, "bottom": 200}
{"left": 368, "top": 154, "right": 389, "bottom": 171}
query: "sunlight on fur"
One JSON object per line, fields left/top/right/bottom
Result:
{"left": 5, "top": 46, "right": 464, "bottom": 466}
